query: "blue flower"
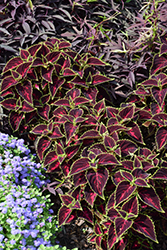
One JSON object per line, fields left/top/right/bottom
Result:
{"left": 0, "top": 234, "right": 4, "bottom": 242}
{"left": 10, "top": 239, "right": 16, "bottom": 244}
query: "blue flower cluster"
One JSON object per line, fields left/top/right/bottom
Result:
{"left": 0, "top": 132, "right": 62, "bottom": 250}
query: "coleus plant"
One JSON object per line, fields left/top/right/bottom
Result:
{"left": 1, "top": 37, "right": 167, "bottom": 250}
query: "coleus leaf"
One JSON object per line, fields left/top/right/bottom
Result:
{"left": 31, "top": 124, "right": 47, "bottom": 134}
{"left": 60, "top": 194, "right": 74, "bottom": 207}
{"left": 47, "top": 160, "right": 60, "bottom": 173}
{"left": 28, "top": 44, "right": 41, "bottom": 56}
{"left": 41, "top": 66, "right": 54, "bottom": 83}
{"left": 107, "top": 223, "right": 117, "bottom": 249}
{"left": 155, "top": 126, "right": 167, "bottom": 150}
{"left": 0, "top": 98, "right": 17, "bottom": 110}
{"left": 121, "top": 171, "right": 133, "bottom": 182}
{"left": 151, "top": 87, "right": 167, "bottom": 107}
{"left": 86, "top": 168, "right": 109, "bottom": 197}
{"left": 122, "top": 196, "right": 138, "bottom": 216}
{"left": 64, "top": 122, "right": 78, "bottom": 142}
{"left": 3, "top": 57, "right": 23, "bottom": 73}
{"left": 150, "top": 54, "right": 167, "bottom": 75}
{"left": 84, "top": 184, "right": 97, "bottom": 207}
{"left": 98, "top": 153, "right": 119, "bottom": 165}
{"left": 134, "top": 178, "right": 149, "bottom": 187}
{"left": 9, "top": 111, "right": 24, "bottom": 132}
{"left": 126, "top": 122, "right": 144, "bottom": 144}
{"left": 44, "top": 150, "right": 58, "bottom": 167}
{"left": 0, "top": 76, "right": 19, "bottom": 93}
{"left": 92, "top": 74, "right": 111, "bottom": 85}
{"left": 58, "top": 205, "right": 72, "bottom": 226}
{"left": 46, "top": 51, "right": 60, "bottom": 63}
{"left": 16, "top": 80, "right": 33, "bottom": 105}
{"left": 138, "top": 186, "right": 164, "bottom": 212}
{"left": 77, "top": 204, "right": 93, "bottom": 224}
{"left": 37, "top": 104, "right": 50, "bottom": 121}
{"left": 73, "top": 172, "right": 87, "bottom": 187}
{"left": 20, "top": 49, "right": 30, "bottom": 60}
{"left": 118, "top": 140, "right": 138, "bottom": 157}
{"left": 21, "top": 101, "right": 34, "bottom": 112}
{"left": 152, "top": 113, "right": 167, "bottom": 125}
{"left": 107, "top": 208, "right": 120, "bottom": 221}
{"left": 49, "top": 76, "right": 65, "bottom": 99}
{"left": 87, "top": 57, "right": 106, "bottom": 66}
{"left": 115, "top": 181, "right": 136, "bottom": 206}
{"left": 16, "top": 62, "right": 32, "bottom": 78}
{"left": 35, "top": 136, "right": 51, "bottom": 161}
{"left": 104, "top": 136, "right": 116, "bottom": 149}
{"left": 70, "top": 158, "right": 90, "bottom": 175}
{"left": 118, "top": 105, "right": 134, "bottom": 121}
{"left": 49, "top": 125, "right": 64, "bottom": 139}
{"left": 115, "top": 217, "right": 132, "bottom": 238}
{"left": 151, "top": 167, "right": 167, "bottom": 180}
{"left": 133, "top": 214, "right": 157, "bottom": 242}
{"left": 79, "top": 130, "right": 100, "bottom": 140}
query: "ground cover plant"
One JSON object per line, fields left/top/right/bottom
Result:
{"left": 0, "top": 132, "right": 65, "bottom": 250}
{"left": 1, "top": 0, "right": 167, "bottom": 249}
